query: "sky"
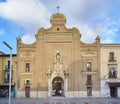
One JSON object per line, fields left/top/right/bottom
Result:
{"left": 0, "top": 0, "right": 120, "bottom": 54}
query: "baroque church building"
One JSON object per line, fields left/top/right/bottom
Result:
{"left": 17, "top": 13, "right": 101, "bottom": 98}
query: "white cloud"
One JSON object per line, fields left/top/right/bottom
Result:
{"left": 61, "top": 0, "right": 108, "bottom": 21}
{"left": 60, "top": 0, "right": 109, "bottom": 43}
{"left": 22, "top": 33, "right": 35, "bottom": 44}
{"left": 77, "top": 24, "right": 97, "bottom": 43}
{"left": 107, "top": 28, "right": 119, "bottom": 36}
{"left": 0, "top": 0, "right": 50, "bottom": 32}
{"left": 102, "top": 38, "right": 113, "bottom": 43}
{"left": 73, "top": 22, "right": 106, "bottom": 43}
{"left": 0, "top": 0, "right": 119, "bottom": 44}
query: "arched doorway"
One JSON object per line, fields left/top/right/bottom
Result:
{"left": 52, "top": 77, "right": 64, "bottom": 96}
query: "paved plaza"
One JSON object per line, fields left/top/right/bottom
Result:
{"left": 0, "top": 97, "right": 120, "bottom": 104}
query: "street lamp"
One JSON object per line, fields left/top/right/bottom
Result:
{"left": 3, "top": 41, "right": 12, "bottom": 104}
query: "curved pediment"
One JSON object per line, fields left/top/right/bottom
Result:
{"left": 80, "top": 35, "right": 100, "bottom": 45}
{"left": 35, "top": 13, "right": 81, "bottom": 40}
{"left": 17, "top": 37, "right": 36, "bottom": 47}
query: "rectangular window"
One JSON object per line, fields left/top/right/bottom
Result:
{"left": 87, "top": 62, "right": 91, "bottom": 71}
{"left": 87, "top": 75, "right": 92, "bottom": 85}
{"left": 25, "top": 79, "right": 31, "bottom": 85}
{"left": 109, "top": 52, "right": 115, "bottom": 61}
{"left": 6, "top": 59, "right": 10, "bottom": 69}
{"left": 109, "top": 67, "right": 117, "bottom": 78}
{"left": 4, "top": 72, "right": 9, "bottom": 83}
{"left": 26, "top": 80, "right": 30, "bottom": 85}
{"left": 25, "top": 63, "right": 30, "bottom": 72}
{"left": 87, "top": 87, "right": 92, "bottom": 96}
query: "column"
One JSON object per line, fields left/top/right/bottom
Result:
{"left": 65, "top": 78, "right": 68, "bottom": 96}
{"left": 64, "top": 69, "right": 69, "bottom": 97}
{"left": 48, "top": 77, "right": 51, "bottom": 97}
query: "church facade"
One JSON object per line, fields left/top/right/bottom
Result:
{"left": 17, "top": 13, "right": 101, "bottom": 98}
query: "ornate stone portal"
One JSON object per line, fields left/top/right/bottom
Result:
{"left": 47, "top": 51, "right": 69, "bottom": 97}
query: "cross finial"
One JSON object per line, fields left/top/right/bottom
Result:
{"left": 57, "top": 6, "right": 60, "bottom": 13}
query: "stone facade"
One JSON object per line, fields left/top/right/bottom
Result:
{"left": 16, "top": 13, "right": 101, "bottom": 98}
{"left": 100, "top": 44, "right": 120, "bottom": 97}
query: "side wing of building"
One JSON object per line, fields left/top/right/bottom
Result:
{"left": 0, "top": 52, "right": 17, "bottom": 97}
{"left": 100, "top": 44, "right": 120, "bottom": 97}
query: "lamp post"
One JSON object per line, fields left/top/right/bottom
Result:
{"left": 3, "top": 41, "right": 12, "bottom": 104}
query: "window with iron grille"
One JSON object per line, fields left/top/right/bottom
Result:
{"left": 87, "top": 75, "right": 92, "bottom": 85}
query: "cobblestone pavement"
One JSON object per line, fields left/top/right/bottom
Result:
{"left": 0, "top": 97, "right": 120, "bottom": 104}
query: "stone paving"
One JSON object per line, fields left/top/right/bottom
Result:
{"left": 0, "top": 97, "right": 120, "bottom": 104}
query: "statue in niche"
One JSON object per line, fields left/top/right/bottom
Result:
{"left": 56, "top": 52, "right": 60, "bottom": 62}
{"left": 54, "top": 51, "right": 63, "bottom": 72}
